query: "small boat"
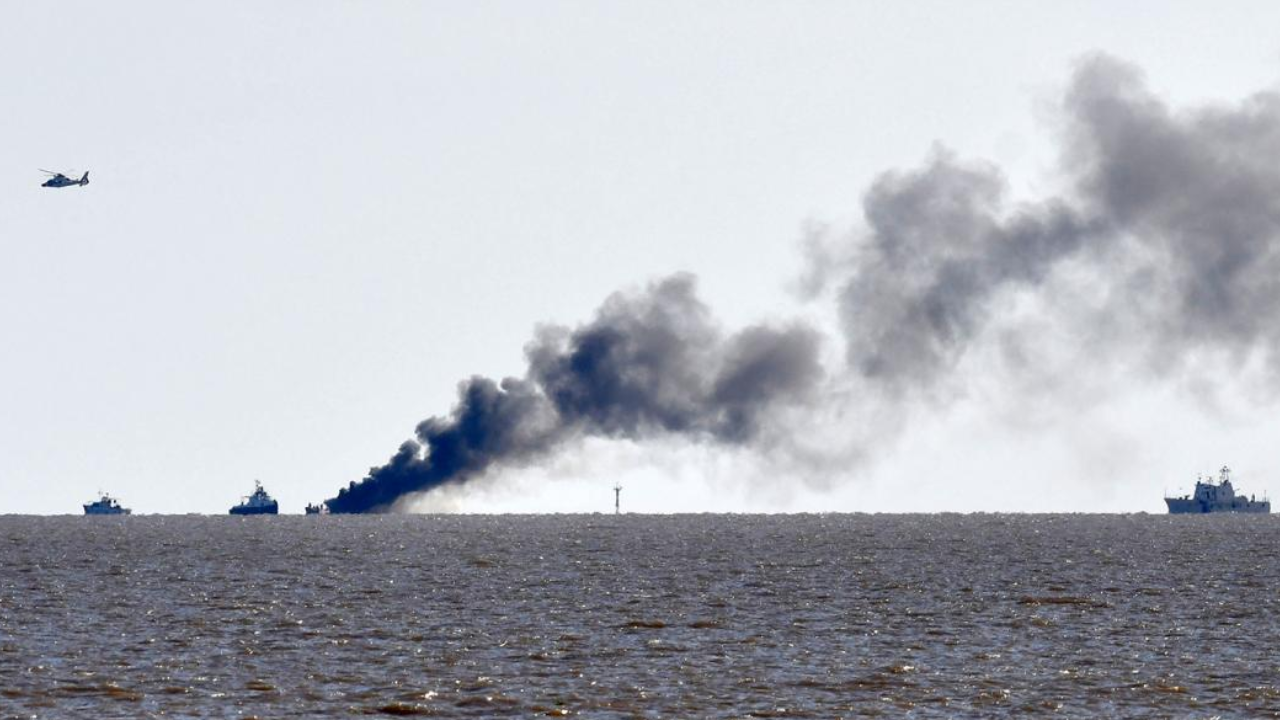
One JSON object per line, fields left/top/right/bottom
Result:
{"left": 230, "top": 481, "right": 279, "bottom": 515}
{"left": 304, "top": 502, "right": 328, "bottom": 515}
{"left": 84, "top": 492, "right": 131, "bottom": 515}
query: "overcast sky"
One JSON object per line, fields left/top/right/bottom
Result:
{"left": 4, "top": 2, "right": 1280, "bottom": 514}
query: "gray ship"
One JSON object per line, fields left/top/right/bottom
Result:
{"left": 1165, "top": 466, "right": 1269, "bottom": 514}
{"left": 229, "top": 481, "right": 279, "bottom": 515}
{"left": 83, "top": 492, "right": 131, "bottom": 515}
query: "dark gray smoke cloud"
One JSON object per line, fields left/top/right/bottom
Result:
{"left": 330, "top": 55, "right": 1280, "bottom": 512}
{"left": 809, "top": 54, "right": 1280, "bottom": 393}
{"left": 833, "top": 154, "right": 1099, "bottom": 392}
{"left": 1064, "top": 57, "right": 1280, "bottom": 365}
{"left": 327, "top": 275, "right": 823, "bottom": 512}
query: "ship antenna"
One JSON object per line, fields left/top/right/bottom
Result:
{"left": 614, "top": 483, "right": 622, "bottom": 515}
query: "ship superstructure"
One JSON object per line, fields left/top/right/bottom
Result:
{"left": 83, "top": 493, "right": 131, "bottom": 515}
{"left": 229, "top": 481, "right": 279, "bottom": 515}
{"left": 1165, "top": 466, "right": 1270, "bottom": 514}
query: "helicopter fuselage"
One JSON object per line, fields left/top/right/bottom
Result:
{"left": 41, "top": 172, "right": 89, "bottom": 188}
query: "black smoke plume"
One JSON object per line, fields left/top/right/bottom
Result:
{"left": 327, "top": 275, "right": 822, "bottom": 512}
{"left": 330, "top": 55, "right": 1280, "bottom": 512}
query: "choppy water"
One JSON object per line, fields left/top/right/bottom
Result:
{"left": 2, "top": 514, "right": 1279, "bottom": 718}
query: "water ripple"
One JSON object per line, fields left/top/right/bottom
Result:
{"left": 2, "top": 514, "right": 1279, "bottom": 717}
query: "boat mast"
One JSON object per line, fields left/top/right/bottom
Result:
{"left": 614, "top": 483, "right": 622, "bottom": 515}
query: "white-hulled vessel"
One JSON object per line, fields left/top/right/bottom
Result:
{"left": 83, "top": 493, "right": 131, "bottom": 515}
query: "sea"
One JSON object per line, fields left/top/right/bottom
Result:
{"left": 2, "top": 513, "right": 1278, "bottom": 718}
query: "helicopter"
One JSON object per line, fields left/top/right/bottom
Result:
{"left": 40, "top": 170, "right": 89, "bottom": 188}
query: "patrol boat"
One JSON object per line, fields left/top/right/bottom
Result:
{"left": 83, "top": 492, "right": 131, "bottom": 515}
{"left": 1165, "top": 466, "right": 1270, "bottom": 514}
{"left": 230, "top": 481, "right": 279, "bottom": 515}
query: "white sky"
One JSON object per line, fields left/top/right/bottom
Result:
{"left": 3, "top": 2, "right": 1280, "bottom": 514}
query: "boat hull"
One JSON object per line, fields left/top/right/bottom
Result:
{"left": 83, "top": 506, "right": 131, "bottom": 515}
{"left": 1165, "top": 498, "right": 1270, "bottom": 514}
{"left": 229, "top": 503, "right": 278, "bottom": 515}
